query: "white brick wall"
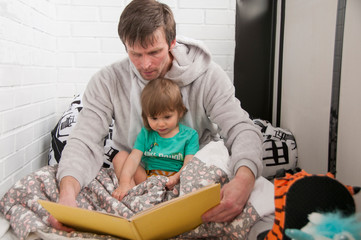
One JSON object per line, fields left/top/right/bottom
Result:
{"left": 0, "top": 0, "right": 235, "bottom": 198}
{"left": 0, "top": 0, "right": 57, "bottom": 197}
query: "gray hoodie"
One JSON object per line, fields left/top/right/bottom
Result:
{"left": 57, "top": 36, "right": 263, "bottom": 187}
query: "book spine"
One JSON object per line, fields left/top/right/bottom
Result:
{"left": 130, "top": 221, "right": 143, "bottom": 240}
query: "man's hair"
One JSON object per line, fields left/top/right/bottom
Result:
{"left": 118, "top": 0, "right": 176, "bottom": 48}
{"left": 141, "top": 78, "right": 187, "bottom": 130}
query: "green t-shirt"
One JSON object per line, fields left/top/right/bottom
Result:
{"left": 133, "top": 124, "right": 199, "bottom": 172}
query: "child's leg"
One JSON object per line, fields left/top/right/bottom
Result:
{"left": 112, "top": 151, "right": 129, "bottom": 181}
{"left": 133, "top": 165, "right": 147, "bottom": 185}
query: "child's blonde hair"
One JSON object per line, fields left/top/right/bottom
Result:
{"left": 141, "top": 78, "right": 187, "bottom": 130}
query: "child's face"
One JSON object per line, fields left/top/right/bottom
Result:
{"left": 147, "top": 110, "right": 180, "bottom": 138}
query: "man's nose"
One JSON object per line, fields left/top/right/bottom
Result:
{"left": 141, "top": 56, "right": 151, "bottom": 69}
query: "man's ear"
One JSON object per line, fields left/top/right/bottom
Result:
{"left": 169, "top": 39, "right": 176, "bottom": 51}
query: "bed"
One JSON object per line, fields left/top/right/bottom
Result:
{"left": 0, "top": 95, "right": 298, "bottom": 239}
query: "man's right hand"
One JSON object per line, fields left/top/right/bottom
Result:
{"left": 48, "top": 176, "right": 81, "bottom": 232}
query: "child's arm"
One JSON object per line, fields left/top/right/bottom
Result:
{"left": 166, "top": 154, "right": 193, "bottom": 190}
{"left": 112, "top": 149, "right": 143, "bottom": 201}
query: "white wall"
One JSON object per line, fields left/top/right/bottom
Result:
{"left": 0, "top": 0, "right": 57, "bottom": 197}
{"left": 280, "top": 0, "right": 338, "bottom": 173}
{"left": 0, "top": 0, "right": 236, "bottom": 198}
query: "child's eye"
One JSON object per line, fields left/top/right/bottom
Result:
{"left": 164, "top": 115, "right": 171, "bottom": 119}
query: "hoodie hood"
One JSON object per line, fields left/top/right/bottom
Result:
{"left": 129, "top": 36, "right": 212, "bottom": 88}
{"left": 166, "top": 35, "right": 212, "bottom": 87}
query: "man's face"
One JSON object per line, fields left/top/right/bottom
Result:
{"left": 126, "top": 28, "right": 176, "bottom": 81}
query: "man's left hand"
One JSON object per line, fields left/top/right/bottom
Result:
{"left": 202, "top": 166, "right": 255, "bottom": 222}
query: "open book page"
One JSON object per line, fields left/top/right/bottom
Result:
{"left": 38, "top": 183, "right": 220, "bottom": 240}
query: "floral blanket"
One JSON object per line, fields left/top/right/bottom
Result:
{"left": 0, "top": 158, "right": 260, "bottom": 240}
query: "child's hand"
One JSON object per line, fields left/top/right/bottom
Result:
{"left": 112, "top": 183, "right": 133, "bottom": 201}
{"left": 166, "top": 175, "right": 179, "bottom": 190}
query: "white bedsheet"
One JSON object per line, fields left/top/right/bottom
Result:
{"left": 0, "top": 214, "right": 17, "bottom": 240}
{"left": 195, "top": 140, "right": 275, "bottom": 218}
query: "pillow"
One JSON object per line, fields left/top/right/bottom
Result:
{"left": 253, "top": 119, "right": 298, "bottom": 179}
{"left": 48, "top": 94, "right": 118, "bottom": 168}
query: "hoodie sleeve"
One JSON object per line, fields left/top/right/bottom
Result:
{"left": 203, "top": 62, "right": 264, "bottom": 178}
{"left": 57, "top": 67, "right": 115, "bottom": 188}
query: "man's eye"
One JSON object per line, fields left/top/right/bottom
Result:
{"left": 150, "top": 51, "right": 159, "bottom": 55}
{"left": 132, "top": 53, "right": 141, "bottom": 57}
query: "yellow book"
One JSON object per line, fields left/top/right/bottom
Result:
{"left": 38, "top": 183, "right": 220, "bottom": 240}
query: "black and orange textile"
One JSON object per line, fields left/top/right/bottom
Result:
{"left": 265, "top": 170, "right": 356, "bottom": 240}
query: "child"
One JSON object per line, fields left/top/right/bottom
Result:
{"left": 112, "top": 78, "right": 199, "bottom": 201}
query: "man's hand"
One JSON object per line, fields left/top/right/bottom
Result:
{"left": 202, "top": 166, "right": 255, "bottom": 222}
{"left": 48, "top": 176, "right": 80, "bottom": 232}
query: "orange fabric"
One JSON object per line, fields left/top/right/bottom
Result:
{"left": 265, "top": 170, "right": 312, "bottom": 240}
{"left": 146, "top": 169, "right": 176, "bottom": 177}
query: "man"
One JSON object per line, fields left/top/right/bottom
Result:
{"left": 50, "top": 0, "right": 272, "bottom": 238}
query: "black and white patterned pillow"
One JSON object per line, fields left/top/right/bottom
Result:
{"left": 48, "top": 95, "right": 118, "bottom": 168}
{"left": 253, "top": 119, "right": 298, "bottom": 179}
